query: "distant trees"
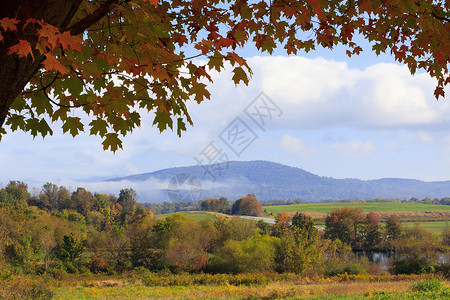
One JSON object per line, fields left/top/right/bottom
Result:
{"left": 71, "top": 188, "right": 96, "bottom": 216}
{"left": 324, "top": 208, "right": 385, "bottom": 251}
{"left": 0, "top": 181, "right": 29, "bottom": 209}
{"left": 325, "top": 208, "right": 365, "bottom": 248}
{"left": 274, "top": 212, "right": 321, "bottom": 274}
{"left": 385, "top": 214, "right": 402, "bottom": 240}
{"left": 363, "top": 212, "right": 382, "bottom": 250}
{"left": 231, "top": 194, "right": 263, "bottom": 216}
{"left": 56, "top": 233, "right": 85, "bottom": 271}
{"left": 271, "top": 211, "right": 291, "bottom": 237}
{"left": 0, "top": 180, "right": 449, "bottom": 277}
{"left": 199, "top": 197, "right": 230, "bottom": 213}
{"left": 117, "top": 188, "right": 138, "bottom": 223}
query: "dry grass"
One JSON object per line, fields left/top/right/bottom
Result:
{"left": 50, "top": 275, "right": 449, "bottom": 299}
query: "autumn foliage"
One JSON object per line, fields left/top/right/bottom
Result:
{"left": 0, "top": 0, "right": 449, "bottom": 150}
{"left": 231, "top": 194, "right": 263, "bottom": 216}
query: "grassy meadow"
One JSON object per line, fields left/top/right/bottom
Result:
{"left": 262, "top": 202, "right": 450, "bottom": 234}
{"left": 155, "top": 211, "right": 230, "bottom": 222}
{"left": 403, "top": 221, "right": 450, "bottom": 234}
{"left": 2, "top": 273, "right": 449, "bottom": 300}
{"left": 263, "top": 202, "right": 450, "bottom": 215}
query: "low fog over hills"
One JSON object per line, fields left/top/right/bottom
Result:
{"left": 106, "top": 160, "right": 450, "bottom": 202}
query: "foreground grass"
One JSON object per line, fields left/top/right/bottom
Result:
{"left": 52, "top": 279, "right": 450, "bottom": 299}
{"left": 2, "top": 273, "right": 448, "bottom": 300}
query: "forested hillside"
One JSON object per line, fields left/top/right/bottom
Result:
{"left": 109, "top": 160, "right": 450, "bottom": 201}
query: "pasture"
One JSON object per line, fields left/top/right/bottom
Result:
{"left": 263, "top": 202, "right": 450, "bottom": 215}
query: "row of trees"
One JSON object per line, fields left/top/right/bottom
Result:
{"left": 198, "top": 194, "right": 264, "bottom": 217}
{"left": 0, "top": 181, "right": 448, "bottom": 277}
{"left": 322, "top": 207, "right": 449, "bottom": 275}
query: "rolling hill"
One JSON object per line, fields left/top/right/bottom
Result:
{"left": 107, "top": 160, "right": 450, "bottom": 202}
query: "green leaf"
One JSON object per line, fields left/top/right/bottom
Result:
{"left": 31, "top": 92, "right": 53, "bottom": 116}
{"left": 10, "top": 95, "right": 26, "bottom": 111}
{"left": 191, "top": 82, "right": 211, "bottom": 103}
{"left": 25, "top": 118, "right": 53, "bottom": 138}
{"left": 6, "top": 115, "right": 26, "bottom": 131}
{"left": 102, "top": 133, "right": 123, "bottom": 152}
{"left": 51, "top": 107, "right": 69, "bottom": 122}
{"left": 0, "top": 127, "right": 6, "bottom": 141}
{"left": 176, "top": 117, "right": 186, "bottom": 137}
{"left": 65, "top": 77, "right": 84, "bottom": 96}
{"left": 153, "top": 111, "right": 172, "bottom": 132}
{"left": 62, "top": 117, "right": 84, "bottom": 137}
{"left": 89, "top": 118, "right": 108, "bottom": 137}
{"left": 232, "top": 66, "right": 249, "bottom": 85}
{"left": 208, "top": 53, "right": 224, "bottom": 72}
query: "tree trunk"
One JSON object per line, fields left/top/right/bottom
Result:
{"left": 0, "top": 0, "right": 82, "bottom": 128}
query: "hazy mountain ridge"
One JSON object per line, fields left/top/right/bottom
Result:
{"left": 107, "top": 160, "right": 450, "bottom": 201}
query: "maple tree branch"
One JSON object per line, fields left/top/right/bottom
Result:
{"left": 39, "top": 73, "right": 60, "bottom": 91}
{"left": 68, "top": 0, "right": 120, "bottom": 36}
{"left": 39, "top": 73, "right": 87, "bottom": 109}
{"left": 430, "top": 11, "right": 450, "bottom": 22}
{"left": 43, "top": 91, "right": 87, "bottom": 108}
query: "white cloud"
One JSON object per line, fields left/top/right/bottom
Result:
{"left": 331, "top": 140, "right": 376, "bottom": 157}
{"left": 280, "top": 135, "right": 307, "bottom": 154}
{"left": 239, "top": 56, "right": 449, "bottom": 130}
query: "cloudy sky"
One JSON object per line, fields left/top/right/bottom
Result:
{"left": 1, "top": 41, "right": 450, "bottom": 196}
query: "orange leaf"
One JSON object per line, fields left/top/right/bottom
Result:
{"left": 8, "top": 40, "right": 34, "bottom": 59}
{"left": 57, "top": 31, "right": 83, "bottom": 52}
{"left": 146, "top": 0, "right": 158, "bottom": 6}
{"left": 0, "top": 17, "right": 19, "bottom": 31}
{"left": 42, "top": 53, "right": 69, "bottom": 74}
{"left": 38, "top": 23, "right": 60, "bottom": 50}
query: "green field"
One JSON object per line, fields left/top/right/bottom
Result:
{"left": 404, "top": 221, "right": 450, "bottom": 234}
{"left": 264, "top": 202, "right": 450, "bottom": 215}
{"left": 155, "top": 211, "right": 229, "bottom": 222}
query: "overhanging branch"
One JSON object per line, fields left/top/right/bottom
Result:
{"left": 68, "top": 0, "right": 120, "bottom": 35}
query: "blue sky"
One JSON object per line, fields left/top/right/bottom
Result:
{"left": 1, "top": 40, "right": 450, "bottom": 196}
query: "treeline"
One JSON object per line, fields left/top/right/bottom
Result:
{"left": 0, "top": 181, "right": 449, "bottom": 279}
{"left": 144, "top": 194, "right": 263, "bottom": 216}
{"left": 260, "top": 197, "right": 450, "bottom": 206}
{"left": 144, "top": 197, "right": 450, "bottom": 214}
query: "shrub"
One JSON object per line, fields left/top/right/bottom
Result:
{"left": 435, "top": 262, "right": 450, "bottom": 278}
{"left": 391, "top": 257, "right": 435, "bottom": 275}
{"left": 0, "top": 282, "right": 54, "bottom": 300}
{"left": 412, "top": 278, "right": 444, "bottom": 292}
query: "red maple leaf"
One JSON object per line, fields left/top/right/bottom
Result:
{"left": 42, "top": 53, "right": 69, "bottom": 74}
{"left": 57, "top": 31, "right": 83, "bottom": 52}
{"left": 145, "top": 0, "right": 158, "bottom": 6}
{"left": 0, "top": 17, "right": 19, "bottom": 31}
{"left": 8, "top": 40, "right": 34, "bottom": 59}
{"left": 38, "top": 23, "right": 60, "bottom": 50}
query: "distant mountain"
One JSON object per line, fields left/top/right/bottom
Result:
{"left": 107, "top": 160, "right": 450, "bottom": 202}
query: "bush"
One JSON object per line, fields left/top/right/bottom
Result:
{"left": 46, "top": 266, "right": 68, "bottom": 280}
{"left": 0, "top": 282, "right": 54, "bottom": 299}
{"left": 324, "top": 262, "right": 367, "bottom": 276}
{"left": 412, "top": 278, "right": 444, "bottom": 292}
{"left": 435, "top": 262, "right": 450, "bottom": 278}
{"left": 391, "top": 257, "right": 435, "bottom": 275}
